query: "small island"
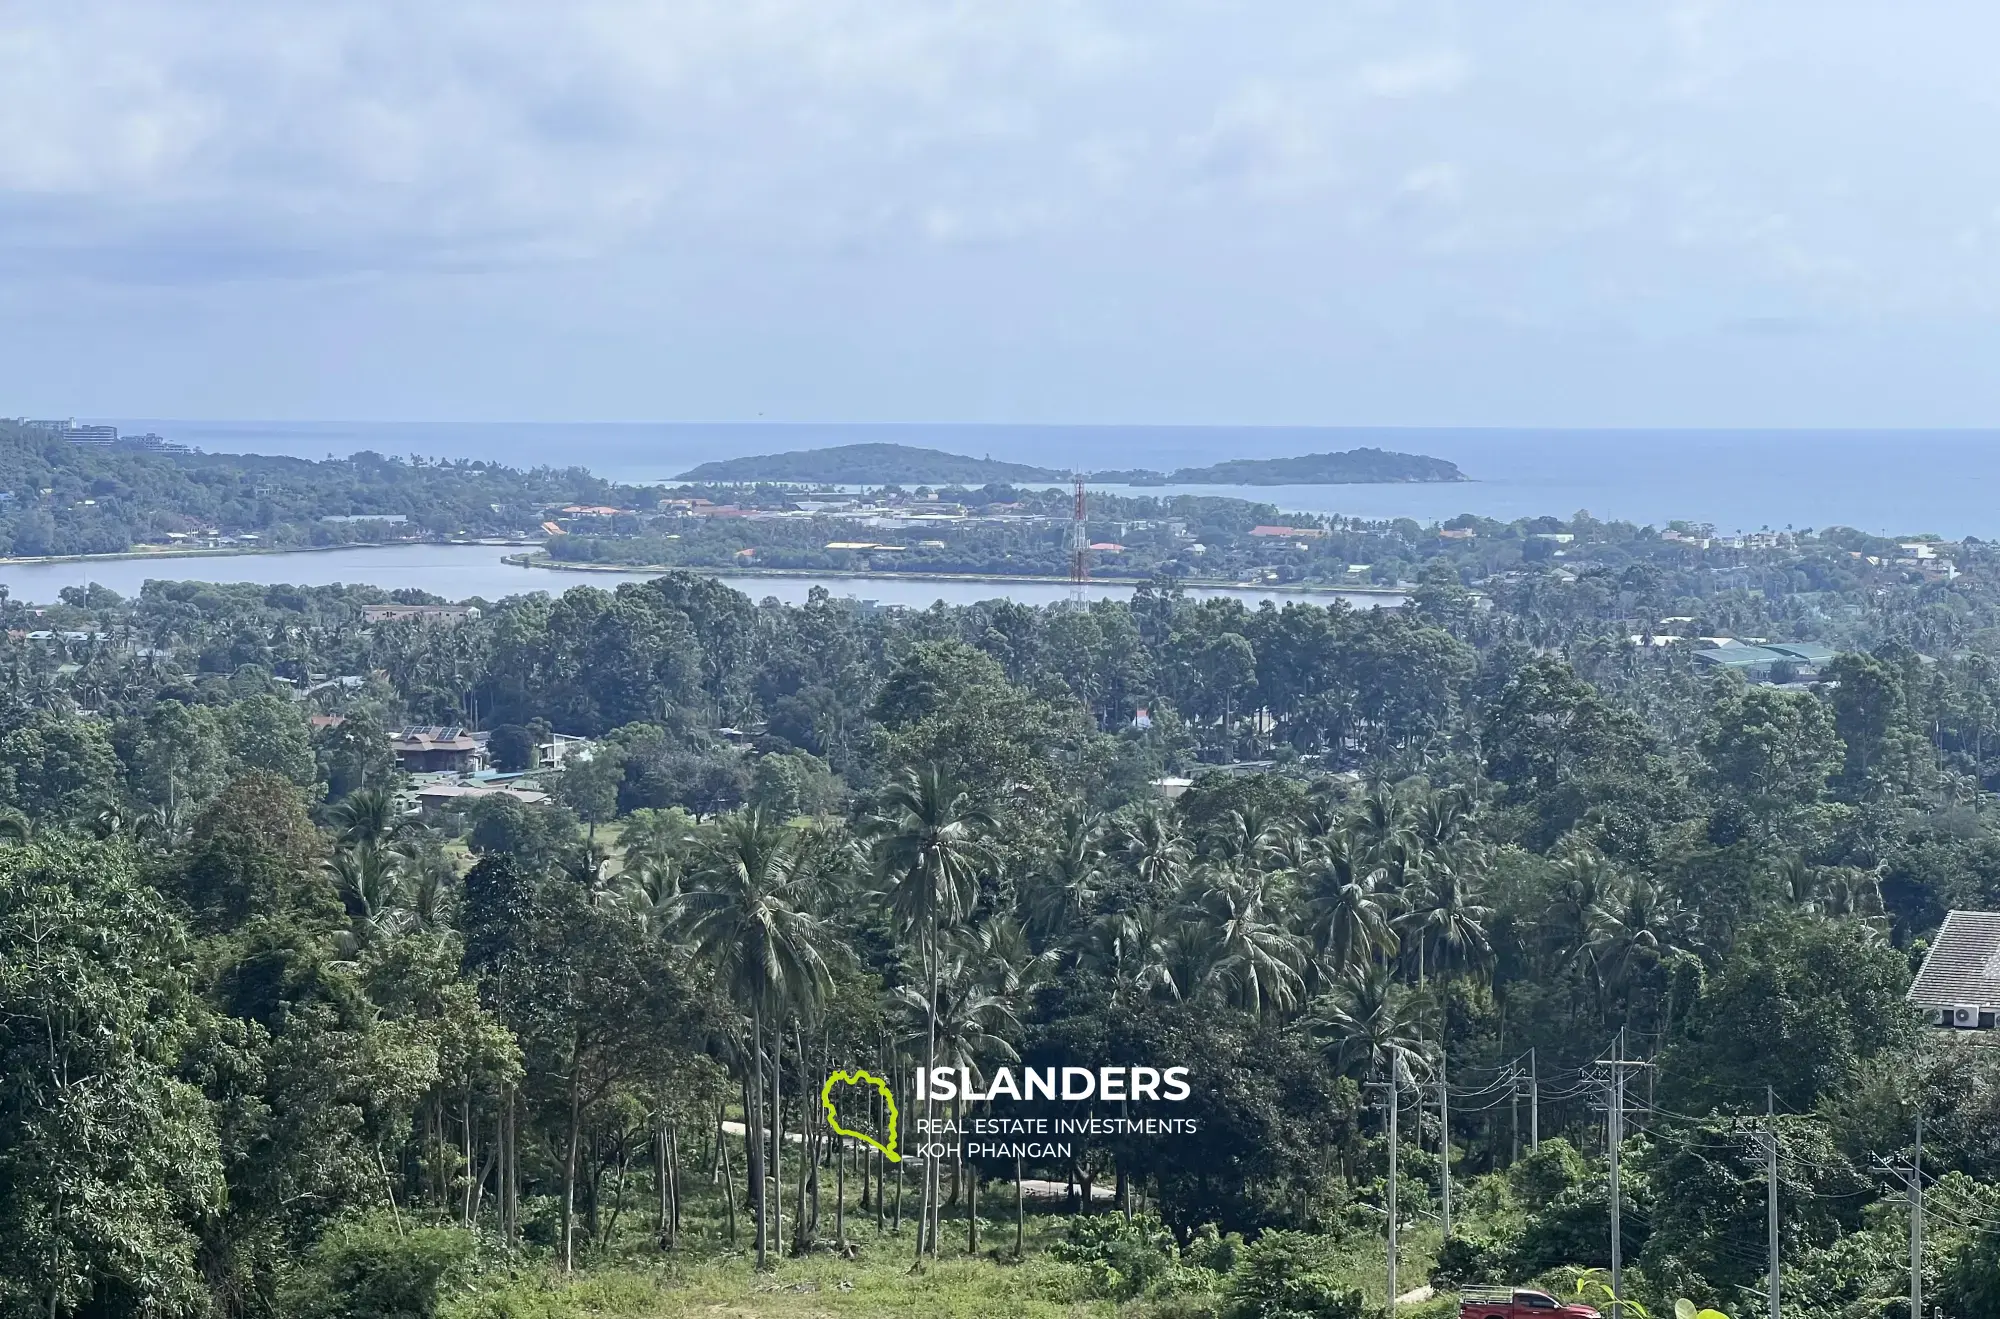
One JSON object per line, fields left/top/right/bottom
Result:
{"left": 677, "top": 441, "right": 1467, "bottom": 486}
{"left": 676, "top": 443, "right": 1065, "bottom": 486}
{"left": 1159, "top": 446, "right": 1468, "bottom": 485}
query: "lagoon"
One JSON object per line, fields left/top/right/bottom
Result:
{"left": 0, "top": 543, "right": 1400, "bottom": 610}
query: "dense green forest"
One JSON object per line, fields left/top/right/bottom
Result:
{"left": 6, "top": 538, "right": 2000, "bottom": 1317}
{"left": 0, "top": 422, "right": 637, "bottom": 555}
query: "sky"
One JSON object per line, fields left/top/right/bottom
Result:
{"left": 7, "top": 1, "right": 2000, "bottom": 427}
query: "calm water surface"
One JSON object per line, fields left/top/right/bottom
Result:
{"left": 0, "top": 543, "right": 1399, "bottom": 610}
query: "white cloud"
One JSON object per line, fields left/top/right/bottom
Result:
{"left": 1400, "top": 163, "right": 1464, "bottom": 205}
{"left": 1353, "top": 51, "right": 1468, "bottom": 99}
{"left": 8, "top": 2, "right": 2000, "bottom": 421}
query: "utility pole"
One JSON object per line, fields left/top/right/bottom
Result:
{"left": 1766, "top": 1087, "right": 1780, "bottom": 1319}
{"left": 1364, "top": 1074, "right": 1401, "bottom": 1304}
{"left": 1600, "top": 1033, "right": 1650, "bottom": 1319}
{"left": 1873, "top": 1114, "right": 1927, "bottom": 1319}
{"left": 1912, "top": 1111, "right": 1924, "bottom": 1319}
{"left": 1510, "top": 1064, "right": 1520, "bottom": 1165}
{"left": 1439, "top": 1047, "right": 1452, "bottom": 1241}
{"left": 1607, "top": 1039, "right": 1623, "bottom": 1319}
{"left": 1530, "top": 1047, "right": 1540, "bottom": 1151}
{"left": 1388, "top": 1069, "right": 1399, "bottom": 1305}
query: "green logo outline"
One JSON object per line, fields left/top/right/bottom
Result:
{"left": 821, "top": 1069, "right": 901, "bottom": 1162}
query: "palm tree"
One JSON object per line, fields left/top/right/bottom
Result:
{"left": 1775, "top": 854, "right": 1817, "bottom": 909}
{"left": 895, "top": 957, "right": 1021, "bottom": 1256}
{"left": 1398, "top": 853, "right": 1494, "bottom": 986}
{"left": 1120, "top": 803, "right": 1191, "bottom": 900}
{"left": 1312, "top": 964, "right": 1435, "bottom": 1082}
{"left": 673, "top": 807, "right": 833, "bottom": 1270}
{"left": 1816, "top": 866, "right": 1887, "bottom": 925}
{"left": 1080, "top": 904, "right": 1190, "bottom": 1003}
{"left": 1582, "top": 873, "right": 1703, "bottom": 1029}
{"left": 391, "top": 840, "right": 459, "bottom": 938}
{"left": 617, "top": 809, "right": 688, "bottom": 936}
{"left": 1025, "top": 808, "right": 1106, "bottom": 942}
{"left": 562, "top": 838, "right": 617, "bottom": 908}
{"left": 863, "top": 765, "right": 994, "bottom": 1266}
{"left": 953, "top": 912, "right": 1050, "bottom": 999}
{"left": 1352, "top": 784, "right": 1417, "bottom": 879}
{"left": 0, "top": 808, "right": 36, "bottom": 844}
{"left": 1187, "top": 869, "right": 1308, "bottom": 1018}
{"left": 1208, "top": 803, "right": 1287, "bottom": 872}
{"left": 330, "top": 784, "right": 399, "bottom": 852}
{"left": 1303, "top": 828, "right": 1397, "bottom": 979}
{"left": 327, "top": 843, "right": 405, "bottom": 945}
{"left": 1546, "top": 843, "right": 1618, "bottom": 961}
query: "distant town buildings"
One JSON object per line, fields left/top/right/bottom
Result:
{"left": 1691, "top": 641, "right": 1838, "bottom": 683}
{"left": 360, "top": 604, "right": 479, "bottom": 625}
{"left": 415, "top": 782, "right": 548, "bottom": 815}
{"left": 25, "top": 419, "right": 116, "bottom": 444}
{"left": 15, "top": 420, "right": 190, "bottom": 452}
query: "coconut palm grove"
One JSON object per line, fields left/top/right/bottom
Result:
{"left": 3, "top": 552, "right": 2000, "bottom": 1318}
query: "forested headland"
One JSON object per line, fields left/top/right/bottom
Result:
{"left": 5, "top": 528, "right": 2000, "bottom": 1317}
{"left": 674, "top": 441, "right": 1466, "bottom": 487}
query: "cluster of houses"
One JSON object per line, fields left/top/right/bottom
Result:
{"left": 362, "top": 722, "right": 596, "bottom": 818}
{"left": 1619, "top": 626, "right": 1840, "bottom": 686}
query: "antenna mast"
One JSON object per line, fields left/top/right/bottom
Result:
{"left": 1069, "top": 472, "right": 1089, "bottom": 605}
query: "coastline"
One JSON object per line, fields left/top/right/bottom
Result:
{"left": 0, "top": 538, "right": 541, "bottom": 568}
{"left": 507, "top": 552, "right": 1407, "bottom": 598}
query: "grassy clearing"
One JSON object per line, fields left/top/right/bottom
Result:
{"left": 447, "top": 1234, "right": 1115, "bottom": 1319}
{"left": 427, "top": 1151, "right": 1469, "bottom": 1319}
{"left": 440, "top": 1208, "right": 1447, "bottom": 1319}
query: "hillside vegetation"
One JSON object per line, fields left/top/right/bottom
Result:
{"left": 675, "top": 442, "right": 1466, "bottom": 487}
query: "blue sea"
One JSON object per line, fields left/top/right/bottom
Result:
{"left": 102, "top": 420, "right": 2000, "bottom": 539}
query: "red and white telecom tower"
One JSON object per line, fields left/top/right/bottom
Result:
{"left": 1068, "top": 472, "right": 1089, "bottom": 605}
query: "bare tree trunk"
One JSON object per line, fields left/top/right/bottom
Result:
{"left": 719, "top": 1104, "right": 738, "bottom": 1245}
{"left": 655, "top": 1118, "right": 669, "bottom": 1238}
{"left": 771, "top": 1023, "right": 784, "bottom": 1257}
{"left": 471, "top": 1125, "right": 496, "bottom": 1227}
{"left": 602, "top": 1134, "right": 631, "bottom": 1246}
{"left": 1015, "top": 1153, "right": 1024, "bottom": 1258}
{"left": 561, "top": 1054, "right": 582, "bottom": 1274}
{"left": 917, "top": 925, "right": 938, "bottom": 1266}
{"left": 749, "top": 1014, "right": 768, "bottom": 1267}
{"left": 795, "top": 1021, "right": 811, "bottom": 1253}
{"left": 462, "top": 1090, "right": 476, "bottom": 1225}
{"left": 668, "top": 1123, "right": 681, "bottom": 1247}
{"left": 949, "top": 1094, "right": 962, "bottom": 1208}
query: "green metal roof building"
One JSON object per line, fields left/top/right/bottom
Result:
{"left": 1692, "top": 641, "right": 1837, "bottom": 680}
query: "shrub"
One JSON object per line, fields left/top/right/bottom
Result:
{"left": 282, "top": 1215, "right": 477, "bottom": 1319}
{"left": 1047, "top": 1212, "right": 1181, "bottom": 1300}
{"left": 1431, "top": 1230, "right": 1515, "bottom": 1291}
{"left": 1183, "top": 1223, "right": 1247, "bottom": 1275}
{"left": 1509, "top": 1138, "right": 1590, "bottom": 1205}
{"left": 1221, "top": 1231, "right": 1366, "bottom": 1319}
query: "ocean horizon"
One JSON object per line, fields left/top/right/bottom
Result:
{"left": 93, "top": 419, "right": 2000, "bottom": 540}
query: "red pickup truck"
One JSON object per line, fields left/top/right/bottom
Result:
{"left": 1459, "top": 1288, "right": 1601, "bottom": 1319}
